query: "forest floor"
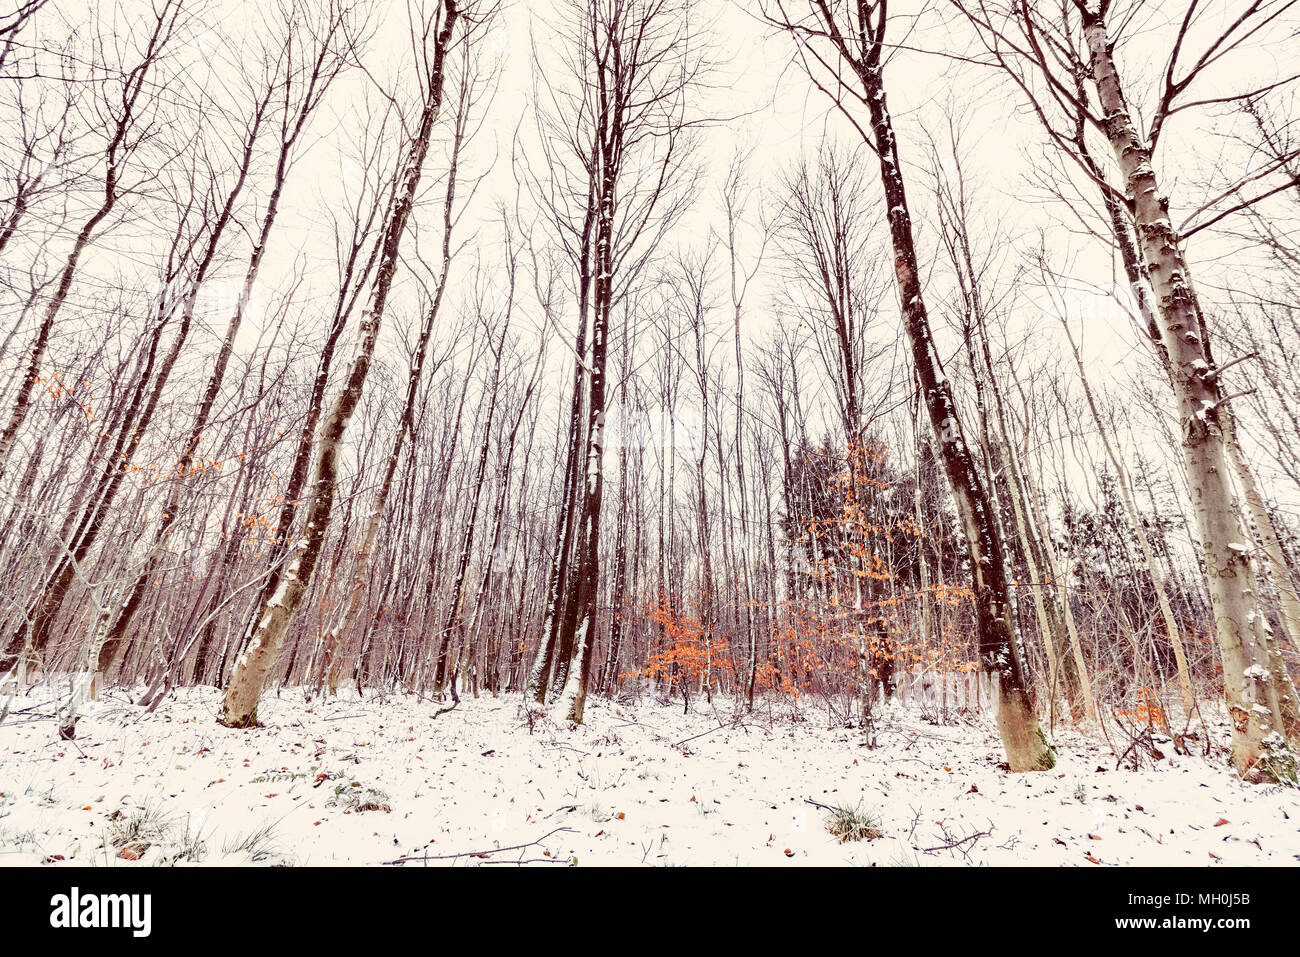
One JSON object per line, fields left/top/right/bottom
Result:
{"left": 1, "top": 685, "right": 1296, "bottom": 867}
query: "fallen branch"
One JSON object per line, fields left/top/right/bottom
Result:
{"left": 381, "top": 826, "right": 575, "bottom": 866}
{"left": 917, "top": 822, "right": 992, "bottom": 856}
{"left": 478, "top": 857, "right": 573, "bottom": 866}
{"left": 673, "top": 721, "right": 743, "bottom": 748}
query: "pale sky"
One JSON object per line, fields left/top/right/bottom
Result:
{"left": 11, "top": 0, "right": 1300, "bottom": 521}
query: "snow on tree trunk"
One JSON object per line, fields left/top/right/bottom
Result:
{"left": 220, "top": 0, "right": 462, "bottom": 729}
{"left": 859, "top": 61, "right": 1053, "bottom": 772}
{"left": 1080, "top": 9, "right": 1297, "bottom": 782}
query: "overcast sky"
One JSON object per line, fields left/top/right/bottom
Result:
{"left": 15, "top": 0, "right": 1300, "bottom": 518}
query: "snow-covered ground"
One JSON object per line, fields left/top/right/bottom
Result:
{"left": 1, "top": 686, "right": 1296, "bottom": 867}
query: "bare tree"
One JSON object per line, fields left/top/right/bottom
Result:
{"left": 955, "top": 0, "right": 1299, "bottom": 780}
{"left": 767, "top": 0, "right": 1055, "bottom": 770}
{"left": 521, "top": 0, "right": 708, "bottom": 722}
{"left": 221, "top": 0, "right": 474, "bottom": 728}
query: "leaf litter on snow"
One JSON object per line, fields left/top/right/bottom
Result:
{"left": 0, "top": 687, "right": 1296, "bottom": 866}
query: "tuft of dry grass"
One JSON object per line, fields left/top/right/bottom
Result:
{"left": 824, "top": 804, "right": 882, "bottom": 843}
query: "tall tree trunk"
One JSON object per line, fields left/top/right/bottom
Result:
{"left": 321, "top": 80, "right": 472, "bottom": 698}
{"left": 1080, "top": 8, "right": 1298, "bottom": 780}
{"left": 221, "top": 0, "right": 462, "bottom": 728}
{"left": 858, "top": 56, "right": 1052, "bottom": 771}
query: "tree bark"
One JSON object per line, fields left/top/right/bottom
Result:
{"left": 1080, "top": 7, "right": 1298, "bottom": 779}
{"left": 221, "top": 0, "right": 462, "bottom": 728}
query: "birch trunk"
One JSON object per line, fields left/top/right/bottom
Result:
{"left": 1081, "top": 9, "right": 1298, "bottom": 780}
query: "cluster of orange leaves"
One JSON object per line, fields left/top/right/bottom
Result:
{"left": 762, "top": 439, "right": 982, "bottom": 702}
{"left": 1114, "top": 686, "right": 1166, "bottom": 726}
{"left": 625, "top": 591, "right": 733, "bottom": 691}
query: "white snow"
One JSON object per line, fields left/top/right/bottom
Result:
{"left": 1, "top": 687, "right": 1296, "bottom": 867}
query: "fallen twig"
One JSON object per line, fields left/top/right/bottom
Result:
{"left": 381, "top": 826, "right": 575, "bottom": 866}
{"left": 917, "top": 822, "right": 992, "bottom": 856}
{"left": 673, "top": 721, "right": 742, "bottom": 748}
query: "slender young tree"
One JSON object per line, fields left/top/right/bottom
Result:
{"left": 221, "top": 0, "right": 470, "bottom": 728}
{"left": 522, "top": 0, "right": 707, "bottom": 722}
